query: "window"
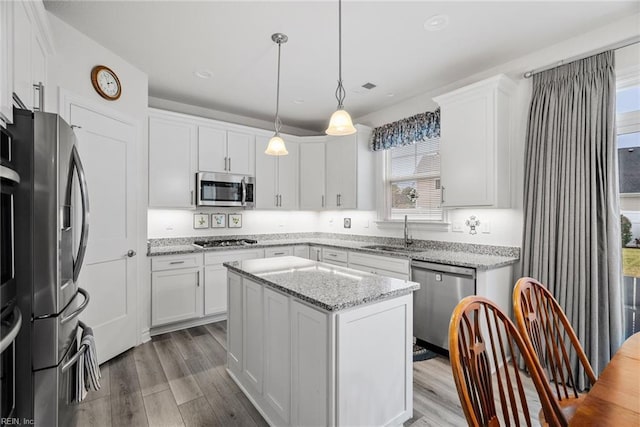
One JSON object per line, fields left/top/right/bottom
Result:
{"left": 616, "top": 57, "right": 640, "bottom": 339}
{"left": 384, "top": 138, "right": 443, "bottom": 221}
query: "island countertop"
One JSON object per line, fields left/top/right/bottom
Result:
{"left": 224, "top": 256, "right": 420, "bottom": 312}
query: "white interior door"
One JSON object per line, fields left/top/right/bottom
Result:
{"left": 69, "top": 102, "right": 138, "bottom": 364}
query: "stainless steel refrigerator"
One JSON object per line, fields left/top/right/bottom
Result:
{"left": 10, "top": 109, "right": 91, "bottom": 426}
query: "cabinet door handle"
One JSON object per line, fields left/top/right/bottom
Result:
{"left": 33, "top": 82, "right": 44, "bottom": 112}
{"left": 321, "top": 195, "right": 325, "bottom": 208}
{"left": 197, "top": 271, "right": 200, "bottom": 287}
{"left": 273, "top": 252, "right": 285, "bottom": 256}
{"left": 191, "top": 190, "right": 194, "bottom": 205}
{"left": 228, "top": 157, "right": 231, "bottom": 171}
{"left": 441, "top": 185, "right": 445, "bottom": 204}
{"left": 328, "top": 253, "right": 337, "bottom": 257}
{"left": 279, "top": 195, "right": 283, "bottom": 207}
{"left": 275, "top": 194, "right": 278, "bottom": 207}
{"left": 169, "top": 261, "right": 185, "bottom": 265}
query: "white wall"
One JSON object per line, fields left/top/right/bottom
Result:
{"left": 148, "top": 209, "right": 320, "bottom": 238}
{"left": 149, "top": 96, "right": 318, "bottom": 137}
{"left": 45, "top": 12, "right": 152, "bottom": 343}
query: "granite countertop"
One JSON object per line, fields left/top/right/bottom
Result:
{"left": 147, "top": 236, "right": 519, "bottom": 270}
{"left": 224, "top": 256, "right": 420, "bottom": 311}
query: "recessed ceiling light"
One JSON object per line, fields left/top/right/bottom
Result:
{"left": 293, "top": 99, "right": 305, "bottom": 104}
{"left": 386, "top": 93, "right": 395, "bottom": 98}
{"left": 194, "top": 69, "right": 214, "bottom": 79}
{"left": 424, "top": 14, "right": 449, "bottom": 31}
{"left": 362, "top": 82, "right": 377, "bottom": 90}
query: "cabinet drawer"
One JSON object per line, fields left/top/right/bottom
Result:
{"left": 205, "top": 248, "right": 265, "bottom": 265}
{"left": 265, "top": 247, "right": 293, "bottom": 258}
{"left": 349, "top": 264, "right": 410, "bottom": 281}
{"left": 322, "top": 248, "right": 348, "bottom": 264}
{"left": 151, "top": 253, "right": 203, "bottom": 271}
{"left": 348, "top": 252, "right": 409, "bottom": 275}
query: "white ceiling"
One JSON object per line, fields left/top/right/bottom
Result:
{"left": 45, "top": 1, "right": 639, "bottom": 132}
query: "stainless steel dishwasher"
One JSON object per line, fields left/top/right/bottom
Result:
{"left": 411, "top": 260, "right": 476, "bottom": 351}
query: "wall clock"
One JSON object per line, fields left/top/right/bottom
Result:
{"left": 91, "top": 65, "right": 122, "bottom": 100}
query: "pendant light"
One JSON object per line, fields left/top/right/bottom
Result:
{"left": 325, "top": 0, "right": 356, "bottom": 136}
{"left": 265, "top": 33, "right": 289, "bottom": 156}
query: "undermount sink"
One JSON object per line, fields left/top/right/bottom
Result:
{"left": 361, "top": 244, "right": 425, "bottom": 253}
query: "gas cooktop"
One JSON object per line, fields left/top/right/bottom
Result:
{"left": 193, "top": 239, "right": 258, "bottom": 248}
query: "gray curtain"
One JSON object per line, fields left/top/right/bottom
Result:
{"left": 521, "top": 51, "right": 622, "bottom": 389}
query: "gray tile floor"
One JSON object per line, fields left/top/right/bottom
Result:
{"left": 76, "top": 321, "right": 541, "bottom": 426}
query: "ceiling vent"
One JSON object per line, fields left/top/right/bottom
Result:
{"left": 361, "top": 82, "right": 377, "bottom": 90}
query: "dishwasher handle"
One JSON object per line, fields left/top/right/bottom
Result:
{"left": 410, "top": 260, "right": 475, "bottom": 278}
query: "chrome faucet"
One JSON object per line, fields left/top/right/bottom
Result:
{"left": 404, "top": 215, "right": 413, "bottom": 247}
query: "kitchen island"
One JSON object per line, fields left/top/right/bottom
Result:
{"left": 224, "top": 256, "right": 420, "bottom": 427}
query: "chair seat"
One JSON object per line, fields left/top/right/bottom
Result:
{"left": 538, "top": 395, "right": 588, "bottom": 425}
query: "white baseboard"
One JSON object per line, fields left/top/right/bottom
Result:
{"left": 150, "top": 313, "right": 227, "bottom": 336}
{"left": 140, "top": 328, "right": 151, "bottom": 344}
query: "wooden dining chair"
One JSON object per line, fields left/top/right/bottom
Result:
{"left": 513, "top": 277, "right": 597, "bottom": 425}
{"left": 449, "top": 296, "right": 563, "bottom": 427}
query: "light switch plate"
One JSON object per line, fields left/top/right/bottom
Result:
{"left": 481, "top": 221, "right": 492, "bottom": 234}
{"left": 452, "top": 221, "right": 464, "bottom": 232}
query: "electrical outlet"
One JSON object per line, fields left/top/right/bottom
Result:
{"left": 362, "top": 219, "right": 370, "bottom": 229}
{"left": 343, "top": 218, "right": 351, "bottom": 228}
{"left": 452, "top": 221, "right": 463, "bottom": 232}
{"left": 481, "top": 221, "right": 492, "bottom": 234}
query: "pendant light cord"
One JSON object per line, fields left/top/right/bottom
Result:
{"left": 335, "top": 0, "right": 346, "bottom": 109}
{"left": 274, "top": 40, "right": 282, "bottom": 135}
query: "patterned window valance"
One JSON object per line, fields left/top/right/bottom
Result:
{"left": 371, "top": 108, "right": 440, "bottom": 151}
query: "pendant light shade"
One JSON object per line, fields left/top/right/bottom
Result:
{"left": 265, "top": 134, "right": 288, "bottom": 156}
{"left": 326, "top": 108, "right": 356, "bottom": 136}
{"left": 266, "top": 33, "right": 289, "bottom": 156}
{"left": 326, "top": 0, "right": 356, "bottom": 136}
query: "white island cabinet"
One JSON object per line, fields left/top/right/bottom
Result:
{"left": 225, "top": 256, "right": 418, "bottom": 427}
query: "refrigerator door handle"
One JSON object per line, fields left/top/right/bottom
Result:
{"left": 0, "top": 307, "right": 22, "bottom": 353}
{"left": 60, "top": 288, "right": 90, "bottom": 325}
{"left": 71, "top": 145, "right": 90, "bottom": 283}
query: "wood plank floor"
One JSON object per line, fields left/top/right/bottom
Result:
{"left": 76, "top": 321, "right": 541, "bottom": 426}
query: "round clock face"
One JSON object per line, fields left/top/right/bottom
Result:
{"left": 91, "top": 65, "right": 122, "bottom": 100}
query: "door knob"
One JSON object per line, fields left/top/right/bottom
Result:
{"left": 127, "top": 250, "right": 137, "bottom": 257}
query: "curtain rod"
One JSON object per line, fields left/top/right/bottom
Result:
{"left": 523, "top": 37, "right": 640, "bottom": 79}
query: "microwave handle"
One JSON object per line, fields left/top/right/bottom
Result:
{"left": 241, "top": 178, "right": 247, "bottom": 205}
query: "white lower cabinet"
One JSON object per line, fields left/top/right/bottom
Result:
{"left": 151, "top": 263, "right": 203, "bottom": 327}
{"left": 309, "top": 246, "right": 322, "bottom": 262}
{"left": 227, "top": 272, "right": 243, "bottom": 373}
{"left": 291, "top": 300, "right": 328, "bottom": 426}
{"left": 293, "top": 245, "right": 309, "bottom": 259}
{"left": 263, "top": 288, "right": 291, "bottom": 424}
{"left": 242, "top": 279, "right": 263, "bottom": 394}
{"left": 204, "top": 249, "right": 264, "bottom": 316}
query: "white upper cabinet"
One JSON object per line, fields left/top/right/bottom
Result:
{"left": 198, "top": 126, "right": 227, "bottom": 172}
{"left": 12, "top": 2, "right": 31, "bottom": 111}
{"left": 325, "top": 124, "right": 375, "bottom": 210}
{"left": 198, "top": 125, "right": 254, "bottom": 175}
{"left": 0, "top": 1, "right": 14, "bottom": 124}
{"left": 434, "top": 74, "right": 516, "bottom": 208}
{"left": 10, "top": 0, "right": 50, "bottom": 116}
{"left": 255, "top": 136, "right": 299, "bottom": 209}
{"left": 148, "top": 114, "right": 197, "bottom": 208}
{"left": 299, "top": 138, "right": 326, "bottom": 210}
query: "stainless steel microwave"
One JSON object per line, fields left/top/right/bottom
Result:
{"left": 196, "top": 172, "right": 255, "bottom": 208}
